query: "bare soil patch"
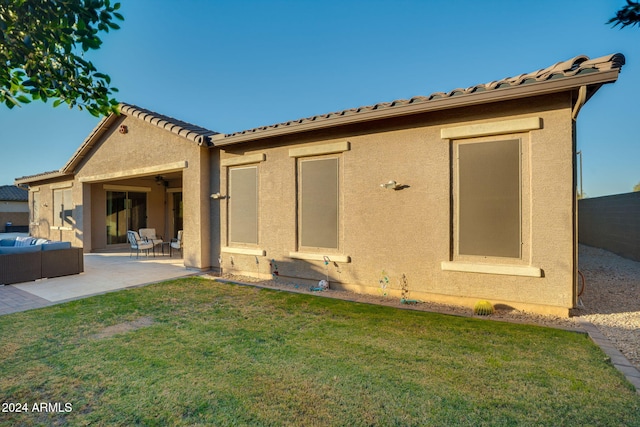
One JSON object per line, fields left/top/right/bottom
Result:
{"left": 90, "top": 316, "right": 155, "bottom": 340}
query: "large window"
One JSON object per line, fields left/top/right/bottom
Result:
{"left": 53, "top": 188, "right": 73, "bottom": 228}
{"left": 298, "top": 157, "right": 339, "bottom": 250}
{"left": 457, "top": 139, "right": 521, "bottom": 258}
{"left": 228, "top": 166, "right": 259, "bottom": 245}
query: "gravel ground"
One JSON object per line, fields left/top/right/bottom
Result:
{"left": 578, "top": 244, "right": 640, "bottom": 370}
{"left": 206, "top": 244, "right": 640, "bottom": 370}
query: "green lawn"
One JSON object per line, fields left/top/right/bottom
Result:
{"left": 1, "top": 277, "right": 639, "bottom": 426}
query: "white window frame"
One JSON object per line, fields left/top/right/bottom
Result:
{"left": 455, "top": 138, "right": 522, "bottom": 259}
{"left": 297, "top": 155, "right": 340, "bottom": 251}
{"left": 221, "top": 153, "right": 266, "bottom": 256}
{"left": 227, "top": 165, "right": 259, "bottom": 246}
{"left": 440, "top": 118, "right": 541, "bottom": 277}
{"left": 52, "top": 187, "right": 73, "bottom": 230}
{"left": 287, "top": 141, "right": 351, "bottom": 262}
{"left": 30, "top": 190, "right": 40, "bottom": 225}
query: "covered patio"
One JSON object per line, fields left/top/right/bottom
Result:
{"left": 83, "top": 170, "right": 184, "bottom": 254}
{"left": 15, "top": 103, "right": 217, "bottom": 271}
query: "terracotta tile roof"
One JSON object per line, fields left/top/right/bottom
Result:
{"left": 120, "top": 103, "right": 218, "bottom": 146}
{"left": 0, "top": 185, "right": 28, "bottom": 201}
{"left": 215, "top": 53, "right": 624, "bottom": 145}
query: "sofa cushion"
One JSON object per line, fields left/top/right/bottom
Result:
{"left": 0, "top": 238, "right": 16, "bottom": 246}
{"left": 41, "top": 242, "right": 72, "bottom": 251}
{"left": 15, "top": 236, "right": 35, "bottom": 247}
{"left": 0, "top": 245, "right": 41, "bottom": 255}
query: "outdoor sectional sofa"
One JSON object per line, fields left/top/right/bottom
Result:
{"left": 0, "top": 237, "right": 83, "bottom": 285}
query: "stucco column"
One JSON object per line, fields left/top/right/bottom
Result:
{"left": 80, "top": 183, "right": 92, "bottom": 252}
{"left": 182, "top": 146, "right": 211, "bottom": 269}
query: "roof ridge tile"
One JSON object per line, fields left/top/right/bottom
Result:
{"left": 119, "top": 103, "right": 218, "bottom": 146}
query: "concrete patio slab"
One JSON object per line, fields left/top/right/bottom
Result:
{"left": 4, "top": 251, "right": 197, "bottom": 307}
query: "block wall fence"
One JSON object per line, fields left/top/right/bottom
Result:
{"left": 0, "top": 212, "right": 29, "bottom": 233}
{"left": 578, "top": 192, "right": 640, "bottom": 262}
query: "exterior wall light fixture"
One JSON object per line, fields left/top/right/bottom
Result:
{"left": 380, "top": 180, "right": 400, "bottom": 190}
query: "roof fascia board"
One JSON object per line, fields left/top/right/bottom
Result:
{"left": 78, "top": 160, "right": 187, "bottom": 183}
{"left": 213, "top": 69, "right": 621, "bottom": 147}
{"left": 15, "top": 171, "right": 71, "bottom": 185}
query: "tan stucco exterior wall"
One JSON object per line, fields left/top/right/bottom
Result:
{"left": 71, "top": 115, "right": 213, "bottom": 269}
{"left": 217, "top": 94, "right": 576, "bottom": 316}
{"left": 27, "top": 176, "right": 76, "bottom": 243}
{"left": 26, "top": 115, "right": 215, "bottom": 270}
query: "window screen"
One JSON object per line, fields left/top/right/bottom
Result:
{"left": 299, "top": 157, "right": 339, "bottom": 249}
{"left": 458, "top": 139, "right": 521, "bottom": 258}
{"left": 53, "top": 188, "right": 73, "bottom": 227}
{"left": 228, "top": 166, "right": 258, "bottom": 244}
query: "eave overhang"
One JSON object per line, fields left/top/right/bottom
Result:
{"left": 212, "top": 67, "right": 621, "bottom": 147}
{"left": 15, "top": 170, "right": 71, "bottom": 186}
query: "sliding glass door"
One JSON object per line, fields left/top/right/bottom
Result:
{"left": 172, "top": 192, "right": 183, "bottom": 239}
{"left": 106, "top": 191, "right": 147, "bottom": 244}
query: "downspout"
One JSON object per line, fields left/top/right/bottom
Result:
{"left": 570, "top": 86, "right": 587, "bottom": 311}
{"left": 571, "top": 85, "right": 587, "bottom": 121}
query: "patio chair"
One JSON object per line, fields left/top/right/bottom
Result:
{"left": 170, "top": 230, "right": 183, "bottom": 257}
{"left": 139, "top": 228, "right": 163, "bottom": 252}
{"left": 127, "top": 230, "right": 154, "bottom": 258}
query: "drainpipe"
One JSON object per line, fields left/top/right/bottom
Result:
{"left": 570, "top": 85, "right": 587, "bottom": 311}
{"left": 571, "top": 85, "right": 587, "bottom": 121}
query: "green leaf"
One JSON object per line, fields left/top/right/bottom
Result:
{"left": 2, "top": 0, "right": 123, "bottom": 117}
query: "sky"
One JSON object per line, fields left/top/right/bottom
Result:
{"left": 0, "top": 0, "right": 638, "bottom": 197}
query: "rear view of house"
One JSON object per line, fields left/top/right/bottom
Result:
{"left": 16, "top": 53, "right": 625, "bottom": 316}
{"left": 213, "top": 53, "right": 625, "bottom": 316}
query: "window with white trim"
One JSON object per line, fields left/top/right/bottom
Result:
{"left": 228, "top": 165, "right": 259, "bottom": 245}
{"left": 456, "top": 139, "right": 521, "bottom": 258}
{"left": 53, "top": 188, "right": 73, "bottom": 228}
{"left": 298, "top": 156, "right": 339, "bottom": 250}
